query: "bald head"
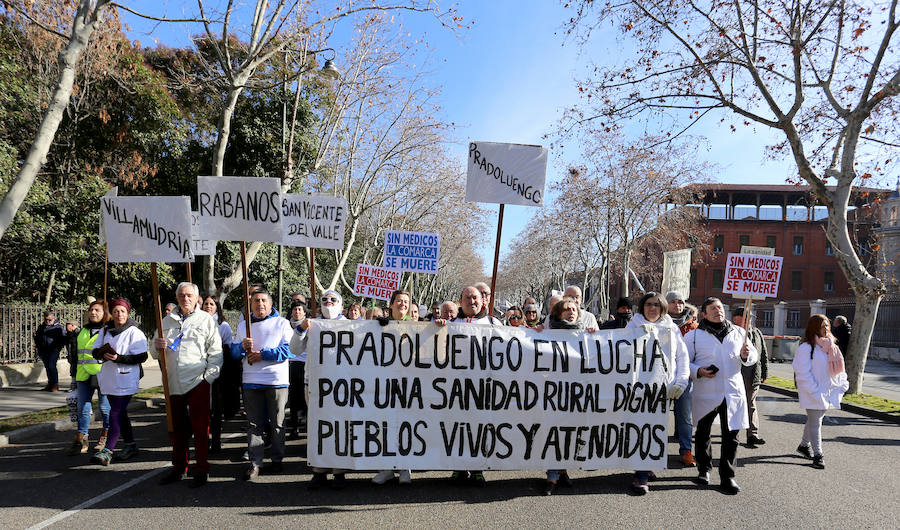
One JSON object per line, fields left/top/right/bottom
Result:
{"left": 564, "top": 286, "right": 583, "bottom": 306}
{"left": 460, "top": 286, "right": 483, "bottom": 317}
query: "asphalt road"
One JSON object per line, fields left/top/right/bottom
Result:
{"left": 1, "top": 389, "right": 898, "bottom": 529}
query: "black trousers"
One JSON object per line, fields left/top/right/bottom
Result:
{"left": 695, "top": 399, "right": 739, "bottom": 480}
{"left": 288, "top": 361, "right": 307, "bottom": 428}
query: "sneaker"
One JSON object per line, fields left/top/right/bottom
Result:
{"left": 812, "top": 455, "right": 825, "bottom": 469}
{"left": 543, "top": 480, "right": 556, "bottom": 496}
{"left": 94, "top": 430, "right": 109, "bottom": 451}
{"left": 189, "top": 472, "right": 208, "bottom": 488}
{"left": 67, "top": 435, "right": 88, "bottom": 456}
{"left": 307, "top": 472, "right": 328, "bottom": 490}
{"left": 470, "top": 471, "right": 486, "bottom": 487}
{"left": 372, "top": 470, "right": 395, "bottom": 484}
{"left": 680, "top": 451, "right": 696, "bottom": 467}
{"left": 159, "top": 467, "right": 187, "bottom": 485}
{"left": 748, "top": 435, "right": 766, "bottom": 446}
{"left": 696, "top": 470, "right": 710, "bottom": 486}
{"left": 398, "top": 470, "right": 412, "bottom": 485}
{"left": 243, "top": 465, "right": 259, "bottom": 482}
{"left": 113, "top": 442, "right": 139, "bottom": 461}
{"left": 331, "top": 473, "right": 346, "bottom": 490}
{"left": 721, "top": 477, "right": 741, "bottom": 495}
{"left": 93, "top": 448, "right": 113, "bottom": 466}
{"left": 797, "top": 444, "right": 813, "bottom": 459}
{"left": 631, "top": 477, "right": 649, "bottom": 495}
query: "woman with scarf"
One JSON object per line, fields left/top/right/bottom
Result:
{"left": 539, "top": 297, "right": 583, "bottom": 495}
{"left": 91, "top": 298, "right": 148, "bottom": 466}
{"left": 523, "top": 303, "right": 541, "bottom": 328}
{"left": 287, "top": 300, "right": 309, "bottom": 440}
{"left": 67, "top": 300, "right": 112, "bottom": 455}
{"left": 625, "top": 292, "right": 690, "bottom": 494}
{"left": 793, "top": 314, "right": 848, "bottom": 470}
{"left": 372, "top": 289, "right": 416, "bottom": 485}
{"left": 684, "top": 297, "right": 757, "bottom": 495}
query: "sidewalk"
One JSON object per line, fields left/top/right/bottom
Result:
{"left": 0, "top": 360, "right": 162, "bottom": 419}
{"left": 766, "top": 357, "right": 900, "bottom": 402}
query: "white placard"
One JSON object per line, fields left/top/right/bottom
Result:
{"left": 660, "top": 248, "right": 691, "bottom": 298}
{"left": 723, "top": 252, "right": 784, "bottom": 298}
{"left": 190, "top": 211, "right": 217, "bottom": 257}
{"left": 353, "top": 264, "right": 402, "bottom": 301}
{"left": 465, "top": 141, "right": 548, "bottom": 207}
{"left": 281, "top": 194, "right": 348, "bottom": 250}
{"left": 196, "top": 176, "right": 281, "bottom": 242}
{"left": 383, "top": 230, "right": 440, "bottom": 274}
{"left": 307, "top": 320, "right": 671, "bottom": 470}
{"left": 101, "top": 196, "right": 193, "bottom": 263}
{"left": 98, "top": 186, "right": 117, "bottom": 245}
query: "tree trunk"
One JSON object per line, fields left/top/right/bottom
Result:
{"left": 845, "top": 291, "right": 883, "bottom": 394}
{"left": 0, "top": 0, "right": 108, "bottom": 239}
{"left": 44, "top": 269, "right": 56, "bottom": 306}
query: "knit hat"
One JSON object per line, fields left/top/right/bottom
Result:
{"left": 109, "top": 297, "right": 131, "bottom": 313}
{"left": 616, "top": 297, "right": 631, "bottom": 310}
{"left": 665, "top": 291, "right": 684, "bottom": 303}
{"left": 732, "top": 307, "right": 745, "bottom": 317}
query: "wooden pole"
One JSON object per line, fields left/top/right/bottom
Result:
{"left": 741, "top": 298, "right": 753, "bottom": 344}
{"left": 308, "top": 247, "right": 317, "bottom": 316}
{"left": 150, "top": 263, "right": 174, "bottom": 433}
{"left": 186, "top": 262, "right": 192, "bottom": 284}
{"left": 103, "top": 246, "right": 109, "bottom": 301}
{"left": 488, "top": 204, "right": 505, "bottom": 316}
{"left": 240, "top": 241, "right": 252, "bottom": 341}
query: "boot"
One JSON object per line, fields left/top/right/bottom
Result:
{"left": 94, "top": 429, "right": 109, "bottom": 451}
{"left": 67, "top": 433, "right": 88, "bottom": 456}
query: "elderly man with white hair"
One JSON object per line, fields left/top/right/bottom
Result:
{"left": 564, "top": 285, "right": 598, "bottom": 332}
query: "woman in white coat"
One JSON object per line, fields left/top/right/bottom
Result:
{"left": 625, "top": 292, "right": 690, "bottom": 495}
{"left": 684, "top": 297, "right": 757, "bottom": 495}
{"left": 792, "top": 314, "right": 848, "bottom": 469}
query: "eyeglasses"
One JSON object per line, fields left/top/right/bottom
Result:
{"left": 645, "top": 302, "right": 664, "bottom": 309}
{"left": 525, "top": 311, "right": 537, "bottom": 315}
{"left": 321, "top": 296, "right": 338, "bottom": 303}
{"left": 480, "top": 292, "right": 491, "bottom": 298}
{"left": 509, "top": 315, "right": 523, "bottom": 320}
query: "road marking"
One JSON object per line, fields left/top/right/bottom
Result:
{"left": 27, "top": 466, "right": 167, "bottom": 530}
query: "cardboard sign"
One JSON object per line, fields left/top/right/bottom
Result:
{"left": 465, "top": 141, "right": 547, "bottom": 207}
{"left": 307, "top": 320, "right": 671, "bottom": 470}
{"left": 98, "top": 186, "right": 117, "bottom": 245}
{"left": 383, "top": 230, "right": 440, "bottom": 274}
{"left": 723, "top": 252, "right": 783, "bottom": 298}
{"left": 190, "top": 211, "right": 217, "bottom": 256}
{"left": 101, "top": 196, "right": 193, "bottom": 263}
{"left": 353, "top": 264, "right": 402, "bottom": 301}
{"left": 280, "top": 194, "right": 348, "bottom": 250}
{"left": 196, "top": 176, "right": 281, "bottom": 242}
{"left": 660, "top": 249, "right": 691, "bottom": 298}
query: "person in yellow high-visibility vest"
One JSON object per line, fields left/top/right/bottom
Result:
{"left": 67, "top": 300, "right": 112, "bottom": 456}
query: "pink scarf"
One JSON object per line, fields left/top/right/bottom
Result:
{"left": 816, "top": 336, "right": 845, "bottom": 377}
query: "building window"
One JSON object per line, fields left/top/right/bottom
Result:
{"left": 712, "top": 269, "right": 724, "bottom": 289}
{"left": 825, "top": 240, "right": 834, "bottom": 256}
{"left": 760, "top": 310, "right": 774, "bottom": 328}
{"left": 824, "top": 271, "right": 835, "bottom": 292}
{"left": 787, "top": 309, "right": 802, "bottom": 329}
{"left": 766, "top": 235, "right": 776, "bottom": 249}
{"left": 713, "top": 235, "right": 724, "bottom": 253}
{"left": 690, "top": 268, "right": 697, "bottom": 289}
{"left": 791, "top": 271, "right": 802, "bottom": 291}
{"left": 739, "top": 235, "right": 750, "bottom": 249}
{"left": 793, "top": 236, "right": 804, "bottom": 255}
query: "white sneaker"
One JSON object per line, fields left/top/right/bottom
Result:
{"left": 372, "top": 470, "right": 394, "bottom": 484}
{"left": 398, "top": 470, "right": 412, "bottom": 484}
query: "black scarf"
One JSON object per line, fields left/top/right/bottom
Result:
{"left": 669, "top": 309, "right": 691, "bottom": 327}
{"left": 107, "top": 318, "right": 138, "bottom": 337}
{"left": 698, "top": 318, "right": 733, "bottom": 343}
{"left": 84, "top": 320, "right": 104, "bottom": 330}
{"left": 548, "top": 315, "right": 584, "bottom": 330}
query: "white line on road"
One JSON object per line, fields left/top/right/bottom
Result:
{"left": 27, "top": 466, "right": 167, "bottom": 530}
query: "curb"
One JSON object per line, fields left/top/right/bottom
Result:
{"left": 761, "top": 384, "right": 900, "bottom": 425}
{"left": 0, "top": 397, "right": 163, "bottom": 447}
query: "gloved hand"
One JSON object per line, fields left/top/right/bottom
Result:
{"left": 667, "top": 383, "right": 686, "bottom": 400}
{"left": 376, "top": 316, "right": 391, "bottom": 327}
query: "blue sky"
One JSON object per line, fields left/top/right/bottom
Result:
{"left": 122, "top": 1, "right": 800, "bottom": 273}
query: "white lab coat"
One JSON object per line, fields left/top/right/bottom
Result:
{"left": 626, "top": 313, "right": 690, "bottom": 390}
{"left": 685, "top": 324, "right": 758, "bottom": 431}
{"left": 792, "top": 342, "right": 849, "bottom": 410}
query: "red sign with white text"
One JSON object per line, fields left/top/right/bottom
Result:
{"left": 723, "top": 253, "right": 783, "bottom": 298}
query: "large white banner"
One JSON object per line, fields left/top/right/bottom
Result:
{"left": 280, "top": 193, "right": 348, "bottom": 250}
{"left": 465, "top": 141, "right": 548, "bottom": 207}
{"left": 660, "top": 248, "right": 691, "bottom": 297}
{"left": 101, "top": 196, "right": 193, "bottom": 263}
{"left": 307, "top": 320, "right": 673, "bottom": 470}
{"left": 190, "top": 211, "right": 217, "bottom": 257}
{"left": 383, "top": 230, "right": 440, "bottom": 274}
{"left": 196, "top": 176, "right": 281, "bottom": 242}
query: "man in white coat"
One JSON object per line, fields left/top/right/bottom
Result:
{"left": 685, "top": 297, "right": 758, "bottom": 495}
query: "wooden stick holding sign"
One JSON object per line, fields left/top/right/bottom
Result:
{"left": 488, "top": 204, "right": 505, "bottom": 315}
{"left": 186, "top": 262, "right": 192, "bottom": 284}
{"left": 308, "top": 247, "right": 317, "bottom": 317}
{"left": 150, "top": 263, "right": 175, "bottom": 432}
{"left": 240, "top": 241, "right": 252, "bottom": 344}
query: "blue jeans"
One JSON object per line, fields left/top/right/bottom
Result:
{"left": 546, "top": 469, "right": 565, "bottom": 481}
{"left": 674, "top": 379, "right": 693, "bottom": 454}
{"left": 76, "top": 380, "right": 110, "bottom": 435}
{"left": 38, "top": 350, "right": 59, "bottom": 387}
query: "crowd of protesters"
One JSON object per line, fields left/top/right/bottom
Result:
{"left": 52, "top": 281, "right": 849, "bottom": 496}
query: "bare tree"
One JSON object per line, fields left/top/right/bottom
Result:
{"left": 563, "top": 0, "right": 899, "bottom": 393}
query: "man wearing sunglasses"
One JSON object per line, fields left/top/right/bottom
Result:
{"left": 34, "top": 311, "right": 66, "bottom": 391}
